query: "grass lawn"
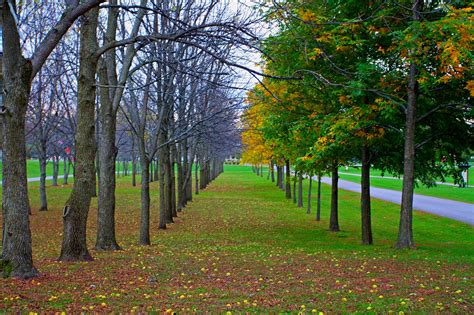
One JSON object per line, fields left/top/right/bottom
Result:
{"left": 337, "top": 167, "right": 474, "bottom": 204}
{"left": 0, "top": 160, "right": 66, "bottom": 180}
{"left": 0, "top": 160, "right": 132, "bottom": 181}
{"left": 1, "top": 165, "right": 473, "bottom": 313}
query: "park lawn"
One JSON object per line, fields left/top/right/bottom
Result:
{"left": 1, "top": 165, "right": 473, "bottom": 313}
{"left": 339, "top": 166, "right": 473, "bottom": 186}
{"left": 0, "top": 160, "right": 132, "bottom": 180}
{"left": 336, "top": 166, "right": 474, "bottom": 204}
{"left": 0, "top": 160, "right": 66, "bottom": 180}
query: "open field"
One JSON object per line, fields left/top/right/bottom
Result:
{"left": 1, "top": 165, "right": 473, "bottom": 313}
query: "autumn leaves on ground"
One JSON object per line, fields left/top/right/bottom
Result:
{"left": 1, "top": 166, "right": 473, "bottom": 313}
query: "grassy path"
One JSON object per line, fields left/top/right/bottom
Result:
{"left": 1, "top": 166, "right": 473, "bottom": 313}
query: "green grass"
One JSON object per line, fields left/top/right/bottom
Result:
{"left": 337, "top": 166, "right": 474, "bottom": 203}
{"left": 0, "top": 159, "right": 134, "bottom": 181}
{"left": 339, "top": 165, "right": 474, "bottom": 186}
{"left": 0, "top": 159, "right": 66, "bottom": 179}
{"left": 1, "top": 165, "right": 473, "bottom": 313}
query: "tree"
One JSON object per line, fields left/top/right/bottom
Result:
{"left": 59, "top": 6, "right": 100, "bottom": 262}
{"left": 1, "top": 0, "right": 104, "bottom": 279}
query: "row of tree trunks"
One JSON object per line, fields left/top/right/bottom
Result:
{"left": 255, "top": 148, "right": 372, "bottom": 245}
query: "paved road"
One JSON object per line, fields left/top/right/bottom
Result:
{"left": 320, "top": 176, "right": 474, "bottom": 225}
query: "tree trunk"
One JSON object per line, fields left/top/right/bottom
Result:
{"left": 292, "top": 175, "right": 297, "bottom": 203}
{"left": 163, "top": 146, "right": 174, "bottom": 224}
{"left": 361, "top": 144, "right": 373, "bottom": 245}
{"left": 1, "top": 3, "right": 37, "bottom": 279}
{"left": 170, "top": 147, "right": 177, "bottom": 218}
{"left": 148, "top": 160, "right": 152, "bottom": 182}
{"left": 307, "top": 176, "right": 312, "bottom": 214}
{"left": 330, "top": 164, "right": 340, "bottom": 232}
{"left": 154, "top": 159, "right": 159, "bottom": 181}
{"left": 285, "top": 160, "right": 291, "bottom": 199}
{"left": 183, "top": 142, "right": 193, "bottom": 204}
{"left": 63, "top": 156, "right": 69, "bottom": 185}
{"left": 200, "top": 157, "right": 206, "bottom": 190}
{"left": 159, "top": 149, "right": 168, "bottom": 229}
{"left": 91, "top": 158, "right": 97, "bottom": 197}
{"left": 96, "top": 71, "right": 120, "bottom": 250}
{"left": 139, "top": 153, "right": 150, "bottom": 245}
{"left": 271, "top": 161, "right": 275, "bottom": 182}
{"left": 195, "top": 158, "right": 199, "bottom": 195}
{"left": 52, "top": 156, "right": 59, "bottom": 186}
{"left": 316, "top": 173, "right": 321, "bottom": 221}
{"left": 177, "top": 143, "right": 185, "bottom": 211}
{"left": 131, "top": 138, "right": 136, "bottom": 187}
{"left": 39, "top": 155, "right": 48, "bottom": 211}
{"left": 59, "top": 8, "right": 99, "bottom": 262}
{"left": 298, "top": 173, "right": 303, "bottom": 208}
{"left": 396, "top": 0, "right": 422, "bottom": 249}
{"left": 277, "top": 165, "right": 283, "bottom": 189}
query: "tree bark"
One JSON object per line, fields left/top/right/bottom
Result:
{"left": 307, "top": 176, "right": 312, "bottom": 214}
{"left": 59, "top": 8, "right": 99, "bottom": 262}
{"left": 285, "top": 160, "right": 291, "bottom": 199}
{"left": 52, "top": 156, "right": 59, "bottom": 186}
{"left": 63, "top": 156, "right": 69, "bottom": 185}
{"left": 170, "top": 146, "right": 177, "bottom": 218}
{"left": 39, "top": 154, "right": 48, "bottom": 211}
{"left": 361, "top": 144, "right": 373, "bottom": 245}
{"left": 316, "top": 173, "right": 321, "bottom": 221}
{"left": 177, "top": 143, "right": 185, "bottom": 211}
{"left": 195, "top": 158, "right": 199, "bottom": 195}
{"left": 200, "top": 156, "right": 207, "bottom": 190}
{"left": 139, "top": 153, "right": 150, "bottom": 245}
{"left": 1, "top": 2, "right": 38, "bottom": 279}
{"left": 276, "top": 165, "right": 283, "bottom": 189}
{"left": 96, "top": 61, "right": 120, "bottom": 250}
{"left": 154, "top": 159, "right": 159, "bottom": 181}
{"left": 159, "top": 154, "right": 166, "bottom": 226}
{"left": 293, "top": 175, "right": 297, "bottom": 203}
{"left": 330, "top": 164, "right": 340, "bottom": 232}
{"left": 396, "top": 0, "right": 423, "bottom": 249}
{"left": 270, "top": 161, "right": 275, "bottom": 182}
{"left": 132, "top": 150, "right": 137, "bottom": 187}
{"left": 162, "top": 145, "right": 174, "bottom": 225}
{"left": 298, "top": 173, "right": 303, "bottom": 208}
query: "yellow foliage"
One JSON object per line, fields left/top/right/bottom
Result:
{"left": 241, "top": 87, "right": 273, "bottom": 165}
{"left": 299, "top": 9, "right": 318, "bottom": 22}
{"left": 465, "top": 80, "right": 474, "bottom": 97}
{"left": 309, "top": 48, "right": 322, "bottom": 60}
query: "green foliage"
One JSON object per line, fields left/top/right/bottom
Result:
{"left": 243, "top": 0, "right": 473, "bottom": 187}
